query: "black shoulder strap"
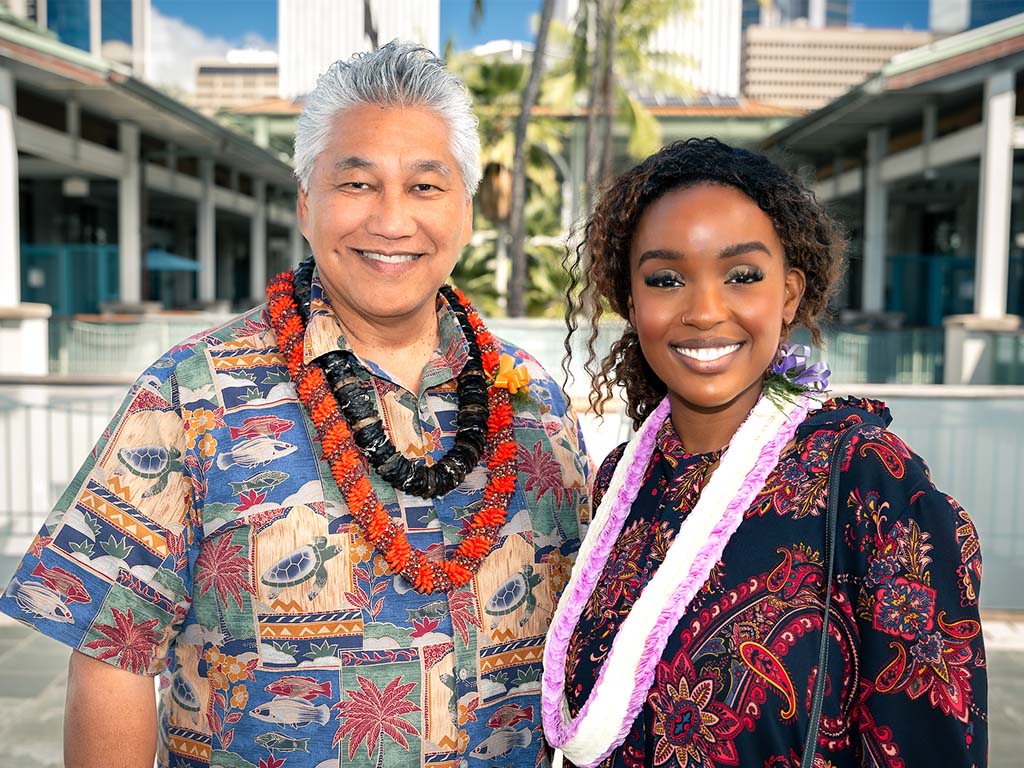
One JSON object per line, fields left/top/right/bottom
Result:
{"left": 801, "top": 421, "right": 874, "bottom": 768}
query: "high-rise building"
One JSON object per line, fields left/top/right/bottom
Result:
{"left": 194, "top": 50, "right": 280, "bottom": 115}
{"left": 741, "top": 0, "right": 850, "bottom": 29}
{"left": 930, "top": 0, "right": 1024, "bottom": 33}
{"left": 742, "top": 24, "right": 932, "bottom": 110}
{"left": 7, "top": 0, "right": 150, "bottom": 76}
{"left": 277, "top": 0, "right": 439, "bottom": 99}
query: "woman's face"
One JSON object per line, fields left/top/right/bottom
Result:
{"left": 628, "top": 183, "right": 805, "bottom": 429}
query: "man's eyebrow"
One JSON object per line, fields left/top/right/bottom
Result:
{"left": 719, "top": 241, "right": 771, "bottom": 259}
{"left": 412, "top": 159, "right": 452, "bottom": 176}
{"left": 334, "top": 156, "right": 374, "bottom": 171}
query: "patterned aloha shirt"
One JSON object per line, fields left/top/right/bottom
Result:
{"left": 0, "top": 274, "right": 590, "bottom": 768}
{"left": 565, "top": 398, "right": 986, "bottom": 767}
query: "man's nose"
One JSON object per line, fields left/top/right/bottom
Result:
{"left": 365, "top": 189, "right": 417, "bottom": 239}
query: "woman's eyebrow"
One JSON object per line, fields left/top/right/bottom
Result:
{"left": 719, "top": 241, "right": 771, "bottom": 259}
{"left": 636, "top": 248, "right": 681, "bottom": 266}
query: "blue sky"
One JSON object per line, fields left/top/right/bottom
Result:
{"left": 153, "top": 0, "right": 931, "bottom": 50}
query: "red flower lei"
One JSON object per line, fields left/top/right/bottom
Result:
{"left": 266, "top": 270, "right": 518, "bottom": 594}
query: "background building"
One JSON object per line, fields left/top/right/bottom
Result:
{"left": 193, "top": 50, "right": 279, "bottom": 115}
{"left": 742, "top": 25, "right": 933, "bottom": 110}
{"left": 742, "top": 0, "right": 850, "bottom": 29}
{"left": 6, "top": 0, "right": 150, "bottom": 77}
{"left": 277, "top": 0, "right": 439, "bottom": 98}
{"left": 931, "top": 0, "right": 1024, "bottom": 33}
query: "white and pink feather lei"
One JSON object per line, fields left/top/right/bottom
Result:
{"left": 541, "top": 386, "right": 822, "bottom": 767}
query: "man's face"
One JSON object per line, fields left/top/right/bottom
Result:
{"left": 298, "top": 103, "right": 473, "bottom": 331}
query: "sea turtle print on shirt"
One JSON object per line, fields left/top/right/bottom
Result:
{"left": 0, "top": 272, "right": 590, "bottom": 768}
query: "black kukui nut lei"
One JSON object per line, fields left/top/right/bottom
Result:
{"left": 292, "top": 257, "right": 492, "bottom": 499}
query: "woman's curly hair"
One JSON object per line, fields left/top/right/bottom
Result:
{"left": 563, "top": 137, "right": 846, "bottom": 429}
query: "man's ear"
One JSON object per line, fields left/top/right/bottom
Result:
{"left": 297, "top": 185, "right": 311, "bottom": 243}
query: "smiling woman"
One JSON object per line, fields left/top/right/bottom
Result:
{"left": 544, "top": 138, "right": 988, "bottom": 768}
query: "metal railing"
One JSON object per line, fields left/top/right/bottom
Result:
{"left": 1, "top": 378, "right": 1022, "bottom": 611}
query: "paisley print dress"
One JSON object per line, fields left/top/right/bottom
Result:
{"left": 564, "top": 398, "right": 987, "bottom": 767}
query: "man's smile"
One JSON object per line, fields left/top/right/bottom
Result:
{"left": 356, "top": 249, "right": 424, "bottom": 264}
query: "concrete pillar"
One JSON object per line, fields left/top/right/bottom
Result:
{"left": 862, "top": 128, "right": 888, "bottom": 313}
{"left": 89, "top": 0, "right": 101, "bottom": 57}
{"left": 198, "top": 158, "right": 216, "bottom": 300}
{"left": 0, "top": 67, "right": 19, "bottom": 308}
{"left": 254, "top": 116, "right": 270, "bottom": 149}
{"left": 975, "top": 70, "right": 1015, "bottom": 319}
{"left": 922, "top": 101, "right": 938, "bottom": 178}
{"left": 67, "top": 99, "right": 80, "bottom": 159}
{"left": 249, "top": 178, "right": 267, "bottom": 302}
{"left": 131, "top": 0, "right": 150, "bottom": 79}
{"left": 118, "top": 123, "right": 142, "bottom": 304}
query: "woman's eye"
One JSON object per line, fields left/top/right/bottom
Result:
{"left": 727, "top": 268, "right": 764, "bottom": 284}
{"left": 643, "top": 272, "right": 683, "bottom": 288}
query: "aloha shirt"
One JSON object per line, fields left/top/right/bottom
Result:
{"left": 0, "top": 274, "right": 590, "bottom": 768}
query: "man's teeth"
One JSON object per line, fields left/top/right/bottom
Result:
{"left": 360, "top": 251, "right": 420, "bottom": 264}
{"left": 674, "top": 344, "right": 741, "bottom": 362}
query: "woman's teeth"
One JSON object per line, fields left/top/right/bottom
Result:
{"left": 360, "top": 251, "right": 420, "bottom": 264}
{"left": 674, "top": 344, "right": 741, "bottom": 362}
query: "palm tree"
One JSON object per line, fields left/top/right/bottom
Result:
{"left": 333, "top": 674, "right": 421, "bottom": 767}
{"left": 448, "top": 54, "right": 567, "bottom": 314}
{"left": 507, "top": 0, "right": 558, "bottom": 317}
{"left": 548, "top": 0, "right": 694, "bottom": 206}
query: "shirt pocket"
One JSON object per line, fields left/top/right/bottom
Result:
{"left": 249, "top": 503, "right": 365, "bottom": 670}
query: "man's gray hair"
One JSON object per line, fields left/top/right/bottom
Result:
{"left": 294, "top": 41, "right": 481, "bottom": 198}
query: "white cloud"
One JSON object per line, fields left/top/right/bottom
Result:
{"left": 146, "top": 7, "right": 275, "bottom": 93}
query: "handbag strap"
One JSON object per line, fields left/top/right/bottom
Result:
{"left": 801, "top": 421, "right": 873, "bottom": 768}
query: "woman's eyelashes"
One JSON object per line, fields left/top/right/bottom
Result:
{"left": 726, "top": 267, "right": 765, "bottom": 284}
{"left": 643, "top": 271, "right": 683, "bottom": 288}
{"left": 641, "top": 266, "right": 765, "bottom": 289}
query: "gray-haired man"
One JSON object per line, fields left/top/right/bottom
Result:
{"left": 1, "top": 42, "right": 589, "bottom": 767}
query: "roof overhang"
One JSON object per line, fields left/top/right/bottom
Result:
{"left": 764, "top": 14, "right": 1024, "bottom": 159}
{"left": 0, "top": 20, "right": 296, "bottom": 186}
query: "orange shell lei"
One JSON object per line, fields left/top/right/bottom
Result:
{"left": 266, "top": 270, "right": 518, "bottom": 594}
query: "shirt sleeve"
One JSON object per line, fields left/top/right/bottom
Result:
{"left": 0, "top": 367, "right": 197, "bottom": 676}
{"left": 840, "top": 425, "right": 987, "bottom": 766}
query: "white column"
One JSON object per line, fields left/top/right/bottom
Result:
{"left": 290, "top": 221, "right": 306, "bottom": 265}
{"left": 131, "top": 0, "right": 150, "bottom": 79}
{"left": 249, "top": 179, "right": 267, "bottom": 301}
{"left": 863, "top": 128, "right": 888, "bottom": 313}
{"left": 198, "top": 158, "right": 216, "bottom": 301}
{"left": 89, "top": 0, "right": 102, "bottom": 57}
{"left": 922, "top": 101, "right": 938, "bottom": 178}
{"left": 975, "top": 70, "right": 1015, "bottom": 319}
{"left": 0, "top": 67, "right": 19, "bottom": 308}
{"left": 118, "top": 123, "right": 141, "bottom": 304}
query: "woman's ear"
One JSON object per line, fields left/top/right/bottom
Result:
{"left": 627, "top": 294, "right": 636, "bottom": 327}
{"left": 783, "top": 267, "right": 806, "bottom": 326}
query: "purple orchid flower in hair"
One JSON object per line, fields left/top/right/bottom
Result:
{"left": 770, "top": 344, "right": 830, "bottom": 391}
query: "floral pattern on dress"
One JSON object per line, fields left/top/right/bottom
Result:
{"left": 565, "top": 398, "right": 986, "bottom": 768}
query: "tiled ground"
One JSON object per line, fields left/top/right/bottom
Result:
{"left": 0, "top": 614, "right": 1021, "bottom": 767}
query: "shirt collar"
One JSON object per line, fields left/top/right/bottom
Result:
{"left": 301, "top": 270, "right": 471, "bottom": 388}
